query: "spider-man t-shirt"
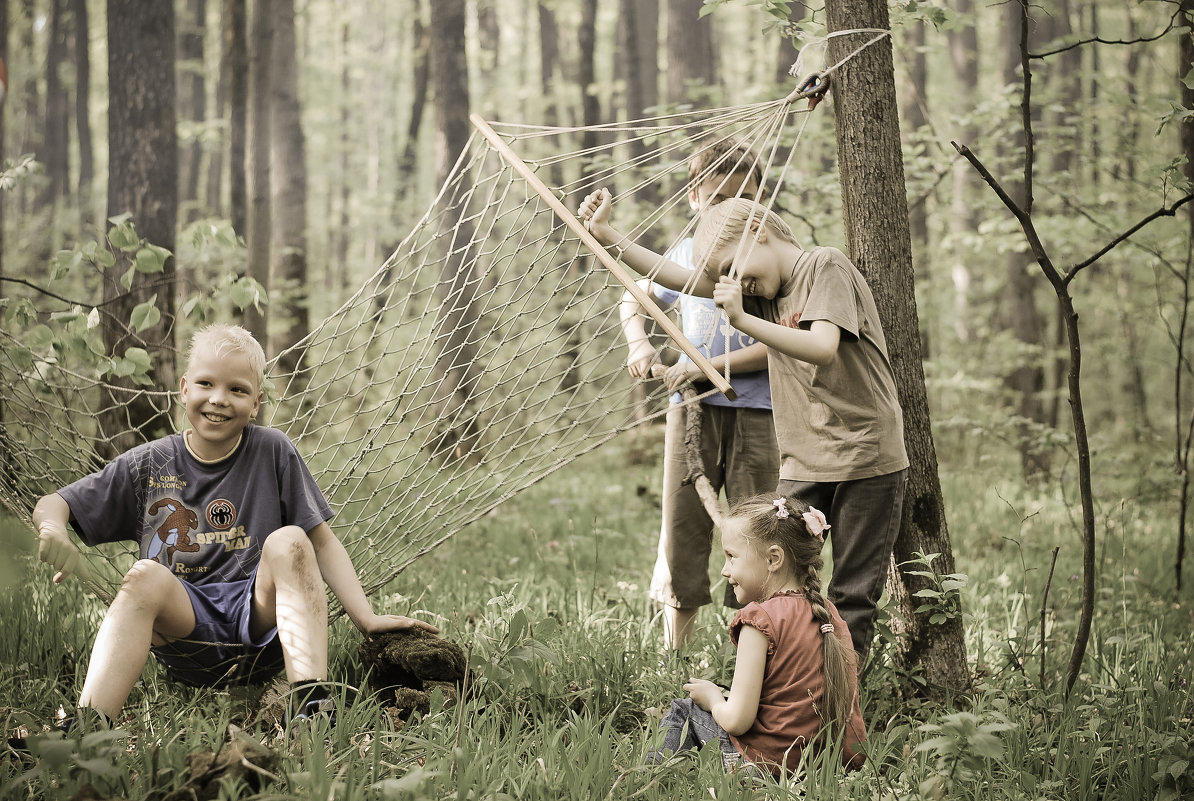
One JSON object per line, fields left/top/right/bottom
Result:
{"left": 58, "top": 424, "right": 333, "bottom": 586}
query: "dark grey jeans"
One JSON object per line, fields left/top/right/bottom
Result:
{"left": 651, "top": 698, "right": 741, "bottom": 769}
{"left": 779, "top": 468, "right": 907, "bottom": 662}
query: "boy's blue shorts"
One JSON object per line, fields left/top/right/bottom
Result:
{"left": 150, "top": 573, "right": 286, "bottom": 687}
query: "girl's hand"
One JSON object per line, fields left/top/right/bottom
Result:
{"left": 712, "top": 276, "right": 745, "bottom": 324}
{"left": 663, "top": 361, "right": 698, "bottom": 392}
{"left": 683, "top": 677, "right": 726, "bottom": 712}
{"left": 576, "top": 188, "right": 617, "bottom": 245}
{"left": 359, "top": 613, "right": 441, "bottom": 636}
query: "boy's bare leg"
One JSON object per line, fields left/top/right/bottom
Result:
{"left": 251, "top": 525, "right": 328, "bottom": 682}
{"left": 664, "top": 606, "right": 697, "bottom": 651}
{"left": 79, "top": 559, "right": 197, "bottom": 721}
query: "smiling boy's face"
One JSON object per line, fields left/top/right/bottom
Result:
{"left": 180, "top": 346, "right": 263, "bottom": 453}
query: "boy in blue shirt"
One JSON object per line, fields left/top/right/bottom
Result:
{"left": 620, "top": 140, "right": 778, "bottom": 650}
{"left": 33, "top": 324, "right": 438, "bottom": 729}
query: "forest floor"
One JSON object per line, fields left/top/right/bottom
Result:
{"left": 2, "top": 425, "right": 1193, "bottom": 800}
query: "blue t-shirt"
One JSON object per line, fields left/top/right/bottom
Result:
{"left": 58, "top": 424, "right": 333, "bottom": 586}
{"left": 654, "top": 239, "right": 772, "bottom": 410}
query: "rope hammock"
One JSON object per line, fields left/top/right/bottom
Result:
{"left": 0, "top": 31, "right": 888, "bottom": 610}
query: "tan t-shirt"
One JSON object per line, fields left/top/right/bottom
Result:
{"left": 747, "top": 246, "right": 908, "bottom": 482}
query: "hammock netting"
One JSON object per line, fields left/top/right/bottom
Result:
{"left": 0, "top": 90, "right": 824, "bottom": 605}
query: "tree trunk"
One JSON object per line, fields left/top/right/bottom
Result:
{"left": 621, "top": 0, "right": 658, "bottom": 212}
{"left": 428, "top": 0, "right": 482, "bottom": 460}
{"left": 947, "top": 0, "right": 977, "bottom": 343}
{"left": 824, "top": 0, "right": 971, "bottom": 701}
{"left": 178, "top": 0, "right": 206, "bottom": 224}
{"left": 42, "top": 0, "right": 68, "bottom": 209}
{"left": 268, "top": 0, "right": 309, "bottom": 378}
{"left": 71, "top": 0, "right": 93, "bottom": 217}
{"left": 665, "top": 0, "right": 716, "bottom": 105}
{"left": 244, "top": 0, "right": 272, "bottom": 343}
{"left": 1000, "top": 0, "right": 1049, "bottom": 477}
{"left": 101, "top": 0, "right": 178, "bottom": 456}
{"left": 223, "top": 0, "right": 247, "bottom": 236}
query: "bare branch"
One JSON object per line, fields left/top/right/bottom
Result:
{"left": 1066, "top": 193, "right": 1194, "bottom": 282}
{"left": 1029, "top": 6, "right": 1183, "bottom": 59}
{"left": 950, "top": 140, "right": 1063, "bottom": 286}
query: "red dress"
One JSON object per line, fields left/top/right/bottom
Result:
{"left": 728, "top": 590, "right": 867, "bottom": 773}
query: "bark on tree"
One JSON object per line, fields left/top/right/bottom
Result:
{"left": 42, "top": 0, "right": 68, "bottom": 208}
{"left": 223, "top": 0, "right": 247, "bottom": 236}
{"left": 824, "top": 0, "right": 971, "bottom": 701}
{"left": 244, "top": 0, "right": 272, "bottom": 343}
{"left": 71, "top": 0, "right": 92, "bottom": 215}
{"left": 947, "top": 0, "right": 977, "bottom": 343}
{"left": 620, "top": 0, "right": 659, "bottom": 216}
{"left": 0, "top": 0, "right": 8, "bottom": 485}
{"left": 666, "top": 0, "right": 716, "bottom": 105}
{"left": 428, "top": 0, "right": 482, "bottom": 460}
{"left": 101, "top": 0, "right": 178, "bottom": 457}
{"left": 268, "top": 0, "right": 309, "bottom": 378}
{"left": 178, "top": 0, "right": 207, "bottom": 224}
{"left": 1176, "top": 0, "right": 1194, "bottom": 591}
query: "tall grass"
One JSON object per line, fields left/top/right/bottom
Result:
{"left": 3, "top": 427, "right": 1193, "bottom": 799}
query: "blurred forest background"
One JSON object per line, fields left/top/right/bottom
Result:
{"left": 2, "top": 0, "right": 1194, "bottom": 613}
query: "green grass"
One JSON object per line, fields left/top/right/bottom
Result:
{"left": 3, "top": 426, "right": 1194, "bottom": 799}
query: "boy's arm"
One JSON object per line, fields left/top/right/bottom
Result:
{"left": 713, "top": 277, "right": 841, "bottom": 365}
{"left": 578, "top": 188, "right": 716, "bottom": 297}
{"left": 620, "top": 282, "right": 663, "bottom": 378}
{"left": 307, "top": 522, "right": 439, "bottom": 635}
{"left": 33, "top": 492, "right": 88, "bottom": 585}
{"left": 660, "top": 341, "right": 769, "bottom": 392}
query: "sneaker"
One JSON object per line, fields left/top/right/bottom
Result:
{"left": 7, "top": 708, "right": 109, "bottom": 752}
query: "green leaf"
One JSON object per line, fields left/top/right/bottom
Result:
{"left": 967, "top": 731, "right": 1005, "bottom": 760}
{"left": 120, "top": 263, "right": 137, "bottom": 290}
{"left": 130, "top": 296, "right": 161, "bottom": 333}
{"left": 134, "top": 244, "right": 170, "bottom": 273}
{"left": 108, "top": 221, "right": 140, "bottom": 251}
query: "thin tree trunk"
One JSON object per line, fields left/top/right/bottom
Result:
{"left": 947, "top": 0, "right": 977, "bottom": 343}
{"left": 825, "top": 0, "right": 970, "bottom": 701}
{"left": 268, "top": 0, "right": 308, "bottom": 379}
{"left": 178, "top": 0, "right": 206, "bottom": 224}
{"left": 224, "top": 0, "right": 247, "bottom": 236}
{"left": 428, "top": 0, "right": 482, "bottom": 461}
{"left": 244, "top": 0, "right": 272, "bottom": 343}
{"left": 71, "top": 0, "right": 92, "bottom": 217}
{"left": 666, "top": 0, "right": 716, "bottom": 105}
{"left": 1000, "top": 0, "right": 1048, "bottom": 478}
{"left": 42, "top": 0, "right": 68, "bottom": 209}
{"left": 101, "top": 0, "right": 178, "bottom": 457}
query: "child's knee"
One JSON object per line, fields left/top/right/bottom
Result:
{"left": 260, "top": 525, "right": 314, "bottom": 567}
{"left": 118, "top": 559, "right": 178, "bottom": 600}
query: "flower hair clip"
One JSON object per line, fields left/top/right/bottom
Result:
{"left": 773, "top": 498, "right": 790, "bottom": 519}
{"left": 802, "top": 506, "right": 831, "bottom": 540}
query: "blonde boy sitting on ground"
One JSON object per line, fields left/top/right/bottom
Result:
{"left": 32, "top": 323, "right": 438, "bottom": 731}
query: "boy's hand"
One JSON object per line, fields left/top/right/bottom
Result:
{"left": 626, "top": 340, "right": 657, "bottom": 378}
{"left": 663, "top": 362, "right": 698, "bottom": 392}
{"left": 359, "top": 613, "right": 440, "bottom": 636}
{"left": 712, "top": 276, "right": 745, "bottom": 324}
{"left": 576, "top": 187, "right": 617, "bottom": 245}
{"left": 37, "top": 520, "right": 86, "bottom": 584}
{"left": 683, "top": 677, "right": 726, "bottom": 712}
